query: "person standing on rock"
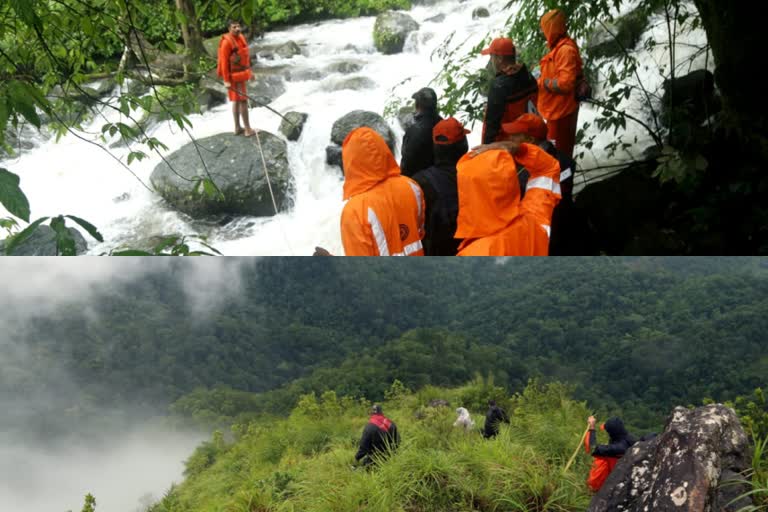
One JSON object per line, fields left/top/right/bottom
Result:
{"left": 480, "top": 37, "right": 540, "bottom": 145}
{"left": 537, "top": 9, "right": 584, "bottom": 159}
{"left": 217, "top": 20, "right": 255, "bottom": 137}
{"left": 339, "top": 127, "right": 425, "bottom": 256}
{"left": 585, "top": 415, "right": 635, "bottom": 492}
{"left": 401, "top": 87, "right": 443, "bottom": 177}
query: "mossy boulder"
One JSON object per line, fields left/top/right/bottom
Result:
{"left": 373, "top": 12, "right": 419, "bottom": 55}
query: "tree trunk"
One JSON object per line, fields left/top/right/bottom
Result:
{"left": 175, "top": 0, "right": 206, "bottom": 59}
{"left": 692, "top": 0, "right": 766, "bottom": 157}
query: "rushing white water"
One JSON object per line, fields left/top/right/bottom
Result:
{"left": 1, "top": 0, "right": 709, "bottom": 255}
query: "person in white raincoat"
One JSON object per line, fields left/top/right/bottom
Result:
{"left": 453, "top": 407, "right": 475, "bottom": 432}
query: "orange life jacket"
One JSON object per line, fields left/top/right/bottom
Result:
{"left": 217, "top": 33, "right": 252, "bottom": 83}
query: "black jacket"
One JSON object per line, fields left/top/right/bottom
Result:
{"left": 590, "top": 418, "right": 636, "bottom": 457}
{"left": 483, "top": 405, "right": 510, "bottom": 438}
{"left": 482, "top": 65, "right": 539, "bottom": 144}
{"left": 355, "top": 416, "right": 400, "bottom": 464}
{"left": 411, "top": 140, "right": 467, "bottom": 256}
{"left": 401, "top": 111, "right": 442, "bottom": 177}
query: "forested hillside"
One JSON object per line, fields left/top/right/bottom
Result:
{"left": 2, "top": 257, "right": 766, "bottom": 437}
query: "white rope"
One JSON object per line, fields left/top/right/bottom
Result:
{"left": 254, "top": 129, "right": 296, "bottom": 255}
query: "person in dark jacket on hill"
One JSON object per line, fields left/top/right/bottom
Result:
{"left": 411, "top": 117, "right": 469, "bottom": 256}
{"left": 585, "top": 415, "right": 636, "bottom": 492}
{"left": 401, "top": 87, "right": 443, "bottom": 177}
{"left": 483, "top": 400, "right": 510, "bottom": 438}
{"left": 355, "top": 404, "right": 400, "bottom": 466}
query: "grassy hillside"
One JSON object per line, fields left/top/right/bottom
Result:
{"left": 149, "top": 381, "right": 601, "bottom": 512}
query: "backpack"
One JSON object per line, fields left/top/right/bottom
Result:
{"left": 574, "top": 74, "right": 592, "bottom": 102}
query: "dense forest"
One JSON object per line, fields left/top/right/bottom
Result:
{"left": 2, "top": 257, "right": 766, "bottom": 439}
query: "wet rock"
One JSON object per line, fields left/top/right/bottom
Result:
{"left": 275, "top": 41, "right": 302, "bottom": 59}
{"left": 113, "top": 192, "right": 131, "bottom": 203}
{"left": 0, "top": 225, "right": 88, "bottom": 256}
{"left": 472, "top": 7, "right": 490, "bottom": 19}
{"left": 322, "top": 76, "right": 376, "bottom": 92}
{"left": 662, "top": 70, "right": 719, "bottom": 128}
{"left": 373, "top": 12, "right": 419, "bottom": 54}
{"left": 589, "top": 404, "right": 751, "bottom": 512}
{"left": 588, "top": 8, "right": 650, "bottom": 60}
{"left": 284, "top": 67, "right": 326, "bottom": 82}
{"left": 325, "top": 145, "right": 343, "bottom": 168}
{"left": 428, "top": 399, "right": 450, "bottom": 408}
{"left": 326, "top": 110, "right": 396, "bottom": 169}
{"left": 425, "top": 14, "right": 447, "bottom": 24}
{"left": 249, "top": 71, "right": 287, "bottom": 105}
{"left": 280, "top": 112, "right": 308, "bottom": 141}
{"left": 151, "top": 52, "right": 194, "bottom": 80}
{"left": 324, "top": 61, "right": 364, "bottom": 75}
{"left": 197, "top": 78, "right": 229, "bottom": 111}
{"left": 150, "top": 132, "right": 293, "bottom": 218}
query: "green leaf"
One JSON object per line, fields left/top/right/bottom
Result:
{"left": 203, "top": 178, "right": 219, "bottom": 199}
{"left": 0, "top": 168, "right": 31, "bottom": 222}
{"left": 50, "top": 215, "right": 77, "bottom": 256}
{"left": 4, "top": 216, "right": 49, "bottom": 255}
{"left": 153, "top": 236, "right": 181, "bottom": 254}
{"left": 65, "top": 215, "right": 104, "bottom": 242}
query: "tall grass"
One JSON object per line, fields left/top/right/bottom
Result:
{"left": 150, "top": 382, "right": 596, "bottom": 512}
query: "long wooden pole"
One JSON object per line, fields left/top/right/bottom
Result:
{"left": 564, "top": 426, "right": 590, "bottom": 473}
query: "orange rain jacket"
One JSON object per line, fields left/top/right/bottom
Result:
{"left": 217, "top": 33, "right": 253, "bottom": 84}
{"left": 584, "top": 428, "right": 621, "bottom": 493}
{"left": 537, "top": 10, "right": 583, "bottom": 121}
{"left": 455, "top": 143, "right": 561, "bottom": 256}
{"left": 341, "top": 128, "right": 426, "bottom": 256}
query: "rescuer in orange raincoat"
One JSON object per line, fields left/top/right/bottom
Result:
{"left": 537, "top": 9, "right": 584, "bottom": 159}
{"left": 454, "top": 139, "right": 561, "bottom": 256}
{"left": 217, "top": 20, "right": 255, "bottom": 137}
{"left": 480, "top": 37, "right": 539, "bottom": 144}
{"left": 499, "top": 113, "right": 581, "bottom": 255}
{"left": 339, "top": 127, "right": 425, "bottom": 256}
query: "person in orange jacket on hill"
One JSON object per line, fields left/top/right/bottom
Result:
{"left": 537, "top": 9, "right": 584, "bottom": 159}
{"left": 454, "top": 139, "right": 561, "bottom": 256}
{"left": 584, "top": 415, "right": 636, "bottom": 493}
{"left": 480, "top": 37, "right": 539, "bottom": 145}
{"left": 339, "top": 127, "right": 425, "bottom": 256}
{"left": 217, "top": 20, "right": 255, "bottom": 137}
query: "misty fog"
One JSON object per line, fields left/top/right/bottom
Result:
{"left": 0, "top": 259, "right": 256, "bottom": 512}
{"left": 0, "top": 429, "right": 204, "bottom": 512}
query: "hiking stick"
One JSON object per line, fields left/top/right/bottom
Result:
{"left": 564, "top": 426, "right": 590, "bottom": 473}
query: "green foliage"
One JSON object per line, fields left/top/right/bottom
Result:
{"left": 5, "top": 258, "right": 766, "bottom": 440}
{"left": 80, "top": 494, "right": 96, "bottom": 512}
{"left": 728, "top": 389, "right": 768, "bottom": 440}
{"left": 0, "top": 168, "right": 30, "bottom": 222}
{"left": 152, "top": 381, "right": 593, "bottom": 512}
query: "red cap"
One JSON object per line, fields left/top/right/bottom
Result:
{"left": 433, "top": 117, "right": 470, "bottom": 145}
{"left": 501, "top": 113, "right": 547, "bottom": 141}
{"left": 480, "top": 37, "right": 516, "bottom": 56}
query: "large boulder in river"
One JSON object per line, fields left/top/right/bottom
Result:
{"left": 373, "top": 12, "right": 419, "bottom": 55}
{"left": 150, "top": 132, "right": 293, "bottom": 218}
{"left": 472, "top": 7, "right": 490, "bottom": 19}
{"left": 326, "top": 110, "right": 397, "bottom": 168}
{"left": 0, "top": 225, "right": 88, "bottom": 256}
{"left": 279, "top": 112, "right": 308, "bottom": 141}
{"left": 589, "top": 404, "right": 752, "bottom": 512}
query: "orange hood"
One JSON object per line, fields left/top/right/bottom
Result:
{"left": 541, "top": 9, "right": 568, "bottom": 48}
{"left": 455, "top": 150, "right": 521, "bottom": 240}
{"left": 342, "top": 127, "right": 400, "bottom": 200}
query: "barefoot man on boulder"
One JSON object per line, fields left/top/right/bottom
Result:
{"left": 217, "top": 20, "right": 255, "bottom": 136}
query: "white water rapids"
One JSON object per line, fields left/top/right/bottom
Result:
{"left": 1, "top": 0, "right": 709, "bottom": 255}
